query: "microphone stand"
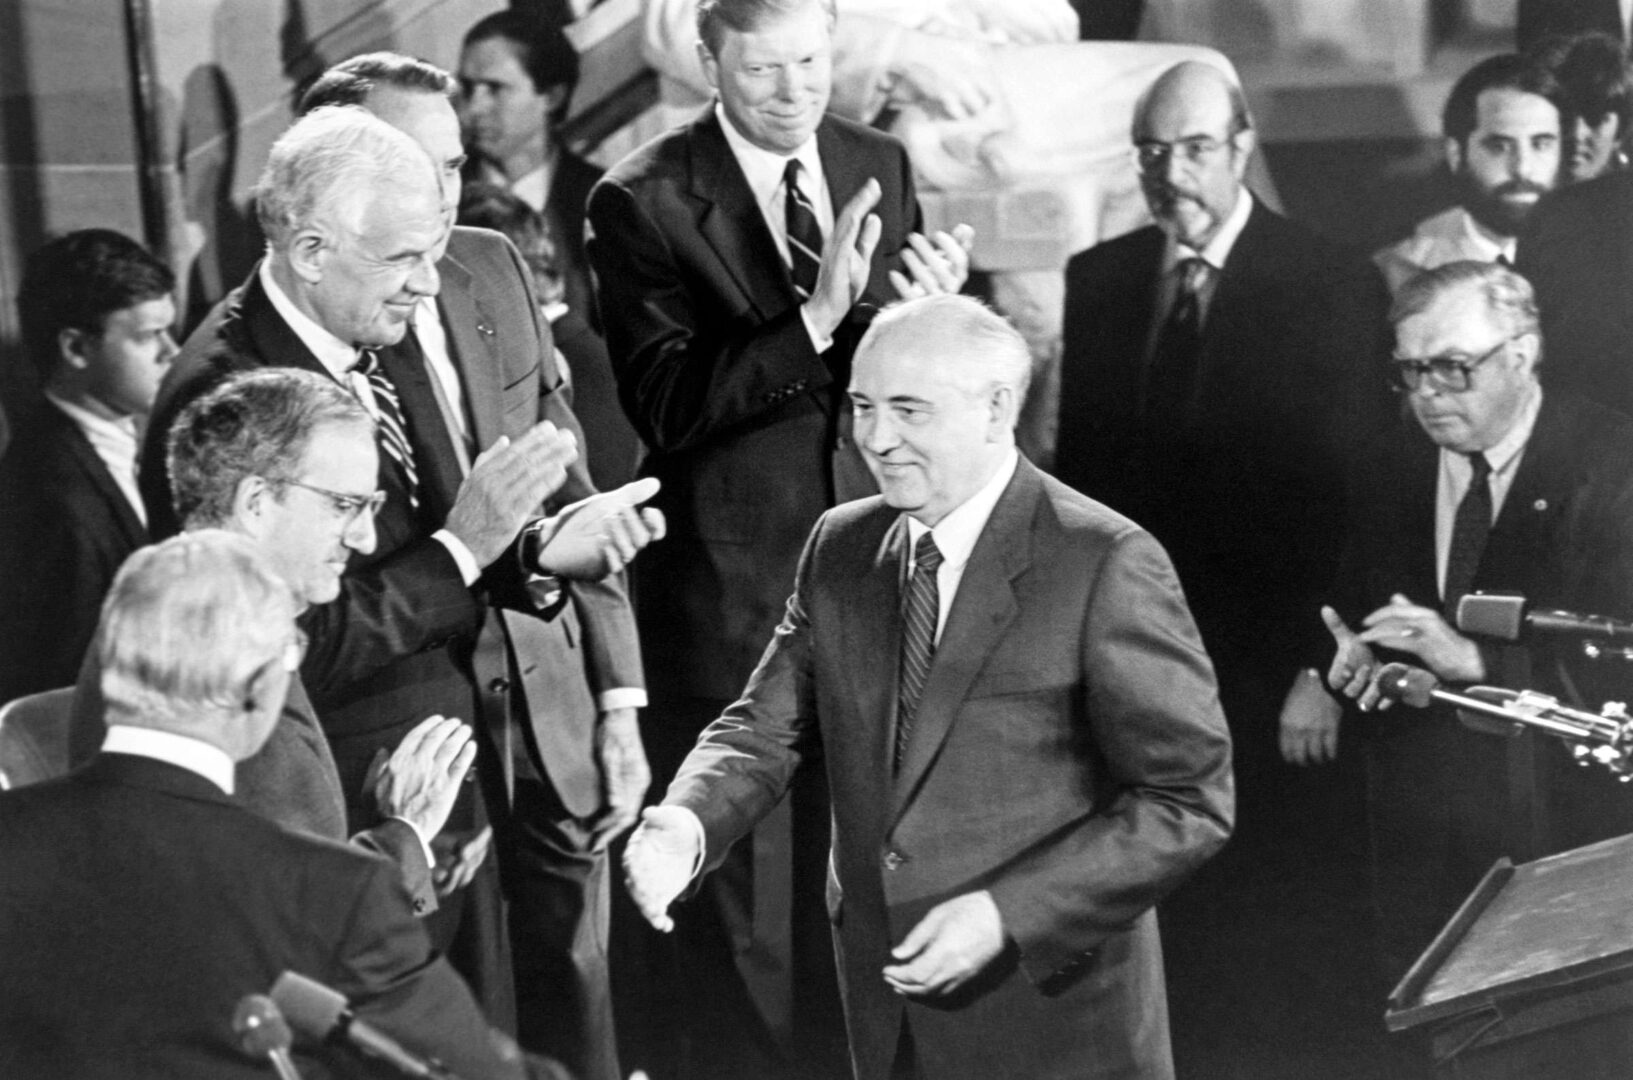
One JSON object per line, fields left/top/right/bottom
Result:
{"left": 1378, "top": 666, "right": 1633, "bottom": 779}
{"left": 234, "top": 994, "right": 304, "bottom": 1080}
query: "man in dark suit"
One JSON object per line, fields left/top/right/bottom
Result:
{"left": 142, "top": 103, "right": 661, "bottom": 1062}
{"left": 625, "top": 295, "right": 1234, "bottom": 1080}
{"left": 585, "top": 0, "right": 972, "bottom": 1070}
{"left": 1056, "top": 60, "right": 1391, "bottom": 794}
{"left": 0, "top": 531, "right": 520, "bottom": 1080}
{"left": 70, "top": 369, "right": 477, "bottom": 917}
{"left": 457, "top": 10, "right": 602, "bottom": 323}
{"left": 1305, "top": 260, "right": 1633, "bottom": 977}
{"left": 0, "top": 229, "right": 176, "bottom": 704}
{"left": 1516, "top": 167, "right": 1633, "bottom": 416}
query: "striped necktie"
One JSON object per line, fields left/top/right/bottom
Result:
{"left": 353, "top": 345, "right": 420, "bottom": 510}
{"left": 896, "top": 532, "right": 944, "bottom": 771}
{"left": 784, "top": 158, "right": 823, "bottom": 300}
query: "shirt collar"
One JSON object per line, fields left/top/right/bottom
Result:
{"left": 904, "top": 447, "right": 1020, "bottom": 570}
{"left": 1166, "top": 188, "right": 1254, "bottom": 274}
{"left": 102, "top": 724, "right": 235, "bottom": 794}
{"left": 43, "top": 390, "right": 139, "bottom": 442}
{"left": 714, "top": 102, "right": 824, "bottom": 212}
{"left": 259, "top": 258, "right": 363, "bottom": 380}
{"left": 1454, "top": 207, "right": 1516, "bottom": 264}
{"left": 1473, "top": 384, "right": 1542, "bottom": 476}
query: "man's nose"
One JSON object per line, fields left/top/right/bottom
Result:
{"left": 407, "top": 254, "right": 440, "bottom": 297}
{"left": 345, "top": 505, "right": 378, "bottom": 557}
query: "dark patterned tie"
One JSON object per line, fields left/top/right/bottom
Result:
{"left": 784, "top": 159, "right": 823, "bottom": 300}
{"left": 1145, "top": 257, "right": 1209, "bottom": 420}
{"left": 1444, "top": 451, "right": 1493, "bottom": 616}
{"left": 353, "top": 345, "right": 420, "bottom": 510}
{"left": 896, "top": 532, "right": 944, "bottom": 771}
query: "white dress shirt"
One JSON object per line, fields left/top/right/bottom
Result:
{"left": 103, "top": 724, "right": 235, "bottom": 794}
{"left": 1434, "top": 387, "right": 1542, "bottom": 600}
{"left": 902, "top": 447, "right": 1021, "bottom": 642}
{"left": 44, "top": 391, "right": 146, "bottom": 527}
{"left": 1155, "top": 188, "right": 1254, "bottom": 332}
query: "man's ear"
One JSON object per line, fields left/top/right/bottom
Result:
{"left": 1229, "top": 127, "right": 1258, "bottom": 182}
{"left": 287, "top": 228, "right": 329, "bottom": 285}
{"left": 988, "top": 384, "right": 1019, "bottom": 439}
{"left": 697, "top": 41, "right": 720, "bottom": 94}
{"left": 1444, "top": 136, "right": 1464, "bottom": 176}
{"left": 57, "top": 327, "right": 94, "bottom": 371}
{"left": 233, "top": 475, "right": 273, "bottom": 534}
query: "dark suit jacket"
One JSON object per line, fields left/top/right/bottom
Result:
{"left": 1329, "top": 393, "right": 1633, "bottom": 962}
{"left": 464, "top": 148, "right": 602, "bottom": 324}
{"left": 143, "top": 227, "right": 643, "bottom": 822}
{"left": 0, "top": 399, "right": 146, "bottom": 702}
{"left": 586, "top": 108, "right": 918, "bottom": 702}
{"left": 66, "top": 656, "right": 437, "bottom": 914}
{"left": 1056, "top": 202, "right": 1392, "bottom": 661}
{"left": 0, "top": 752, "right": 518, "bottom": 1080}
{"left": 665, "top": 460, "right": 1235, "bottom": 1080}
{"left": 1517, "top": 169, "right": 1633, "bottom": 418}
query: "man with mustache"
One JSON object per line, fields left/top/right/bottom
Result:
{"left": 1376, "top": 53, "right": 1563, "bottom": 295}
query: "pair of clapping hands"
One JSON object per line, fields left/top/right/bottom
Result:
{"left": 1279, "top": 596, "right": 1486, "bottom": 766}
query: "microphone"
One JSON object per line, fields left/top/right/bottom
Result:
{"left": 233, "top": 994, "right": 303, "bottom": 1080}
{"left": 269, "top": 971, "right": 460, "bottom": 1079}
{"left": 1457, "top": 593, "right": 1633, "bottom": 642}
{"left": 1375, "top": 662, "right": 1438, "bottom": 708}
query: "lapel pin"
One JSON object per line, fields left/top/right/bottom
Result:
{"left": 1533, "top": 499, "right": 1548, "bottom": 512}
{"left": 476, "top": 322, "right": 496, "bottom": 337}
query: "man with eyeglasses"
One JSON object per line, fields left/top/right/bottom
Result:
{"left": 69, "top": 369, "right": 473, "bottom": 923}
{"left": 1286, "top": 259, "right": 1633, "bottom": 979}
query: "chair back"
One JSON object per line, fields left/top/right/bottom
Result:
{"left": 0, "top": 687, "right": 75, "bottom": 790}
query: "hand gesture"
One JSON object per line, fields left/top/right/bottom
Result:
{"left": 889, "top": 225, "right": 976, "bottom": 300}
{"left": 804, "top": 180, "right": 884, "bottom": 338}
{"left": 1278, "top": 668, "right": 1341, "bottom": 765}
{"left": 622, "top": 806, "right": 701, "bottom": 933}
{"left": 882, "top": 890, "right": 1006, "bottom": 997}
{"left": 432, "top": 825, "right": 493, "bottom": 898}
{"left": 1359, "top": 593, "right": 1486, "bottom": 683}
{"left": 588, "top": 708, "right": 651, "bottom": 852}
{"left": 365, "top": 714, "right": 477, "bottom": 841}
{"left": 446, "top": 421, "right": 578, "bottom": 568}
{"left": 1320, "top": 605, "right": 1385, "bottom": 709}
{"left": 535, "top": 477, "right": 666, "bottom": 580}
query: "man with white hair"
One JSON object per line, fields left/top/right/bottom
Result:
{"left": 0, "top": 531, "right": 522, "bottom": 1080}
{"left": 625, "top": 294, "right": 1233, "bottom": 1080}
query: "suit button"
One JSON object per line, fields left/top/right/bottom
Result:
{"left": 413, "top": 898, "right": 429, "bottom": 914}
{"left": 883, "top": 850, "right": 906, "bottom": 871}
{"left": 488, "top": 677, "right": 510, "bottom": 694}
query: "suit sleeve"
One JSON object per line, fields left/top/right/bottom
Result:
{"left": 328, "top": 857, "right": 524, "bottom": 1080}
{"left": 986, "top": 527, "right": 1234, "bottom": 983}
{"left": 585, "top": 175, "right": 836, "bottom": 456}
{"left": 351, "top": 819, "right": 437, "bottom": 918}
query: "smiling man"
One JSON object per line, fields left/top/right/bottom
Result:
{"left": 1375, "top": 53, "right": 1562, "bottom": 294}
{"left": 624, "top": 294, "right": 1233, "bottom": 1080}
{"left": 1284, "top": 260, "right": 1633, "bottom": 977}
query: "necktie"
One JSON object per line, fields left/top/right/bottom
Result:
{"left": 896, "top": 532, "right": 944, "bottom": 771}
{"left": 353, "top": 344, "right": 420, "bottom": 510}
{"left": 784, "top": 159, "right": 823, "bottom": 300}
{"left": 1145, "top": 257, "right": 1209, "bottom": 420}
{"left": 1444, "top": 451, "right": 1493, "bottom": 615}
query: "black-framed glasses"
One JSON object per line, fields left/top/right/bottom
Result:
{"left": 1390, "top": 336, "right": 1517, "bottom": 393}
{"left": 283, "top": 479, "right": 387, "bottom": 524}
{"left": 1134, "top": 131, "right": 1240, "bottom": 174}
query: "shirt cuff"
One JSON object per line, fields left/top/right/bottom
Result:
{"left": 388, "top": 815, "right": 437, "bottom": 870}
{"left": 598, "top": 688, "right": 648, "bottom": 712}
{"left": 432, "top": 529, "right": 481, "bottom": 587}
{"left": 800, "top": 304, "right": 836, "bottom": 355}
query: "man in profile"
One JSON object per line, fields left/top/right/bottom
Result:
{"left": 0, "top": 531, "right": 520, "bottom": 1080}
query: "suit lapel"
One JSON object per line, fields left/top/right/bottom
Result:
{"left": 1480, "top": 395, "right": 1569, "bottom": 588}
{"left": 238, "top": 269, "right": 332, "bottom": 381}
{"left": 841, "top": 513, "right": 908, "bottom": 804}
{"left": 891, "top": 464, "right": 1033, "bottom": 819}
{"left": 688, "top": 109, "right": 799, "bottom": 318}
{"left": 52, "top": 410, "right": 146, "bottom": 548}
{"left": 436, "top": 246, "right": 505, "bottom": 454}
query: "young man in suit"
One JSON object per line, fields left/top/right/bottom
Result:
{"left": 0, "top": 229, "right": 176, "bottom": 703}
{"left": 625, "top": 294, "right": 1234, "bottom": 1080}
{"left": 1293, "top": 260, "right": 1633, "bottom": 977}
{"left": 586, "top": 0, "right": 972, "bottom": 1070}
{"left": 0, "top": 531, "right": 521, "bottom": 1080}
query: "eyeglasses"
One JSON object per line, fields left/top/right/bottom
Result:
{"left": 1390, "top": 336, "right": 1518, "bottom": 393}
{"left": 1134, "top": 132, "right": 1239, "bottom": 174}
{"left": 283, "top": 479, "right": 387, "bottom": 525}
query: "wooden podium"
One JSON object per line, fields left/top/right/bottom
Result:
{"left": 1386, "top": 831, "right": 1633, "bottom": 1077}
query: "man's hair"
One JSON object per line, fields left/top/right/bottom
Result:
{"left": 462, "top": 10, "right": 580, "bottom": 125}
{"left": 863, "top": 294, "right": 1032, "bottom": 407}
{"left": 457, "top": 181, "right": 564, "bottom": 305}
{"left": 696, "top": 0, "right": 837, "bottom": 58}
{"left": 254, "top": 105, "right": 435, "bottom": 248}
{"left": 297, "top": 51, "right": 456, "bottom": 115}
{"left": 1442, "top": 53, "right": 1561, "bottom": 147}
{"left": 16, "top": 228, "right": 174, "bottom": 382}
{"left": 167, "top": 368, "right": 372, "bottom": 528}
{"left": 99, "top": 530, "right": 297, "bottom": 730}
{"left": 1131, "top": 61, "right": 1254, "bottom": 140}
{"left": 1390, "top": 260, "right": 1543, "bottom": 347}
{"left": 1529, "top": 31, "right": 1633, "bottom": 132}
